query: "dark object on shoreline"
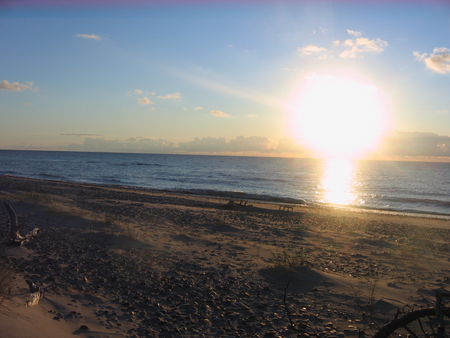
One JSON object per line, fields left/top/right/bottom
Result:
{"left": 3, "top": 201, "right": 39, "bottom": 246}
{"left": 225, "top": 200, "right": 248, "bottom": 209}
{"left": 279, "top": 205, "right": 294, "bottom": 212}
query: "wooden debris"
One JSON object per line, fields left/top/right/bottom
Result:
{"left": 25, "top": 280, "right": 45, "bottom": 307}
{"left": 226, "top": 200, "right": 248, "bottom": 207}
{"left": 3, "top": 201, "right": 39, "bottom": 246}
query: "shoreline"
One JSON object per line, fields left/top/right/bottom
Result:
{"left": 1, "top": 175, "right": 450, "bottom": 337}
{"left": 3, "top": 174, "right": 450, "bottom": 222}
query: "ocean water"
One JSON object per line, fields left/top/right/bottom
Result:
{"left": 1, "top": 149, "right": 450, "bottom": 217}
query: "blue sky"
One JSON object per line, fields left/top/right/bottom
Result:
{"left": 1, "top": 1, "right": 450, "bottom": 159}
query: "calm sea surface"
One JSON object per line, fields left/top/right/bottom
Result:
{"left": 1, "top": 150, "right": 450, "bottom": 217}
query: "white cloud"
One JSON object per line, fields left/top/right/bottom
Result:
{"left": 0, "top": 80, "right": 35, "bottom": 91}
{"left": 194, "top": 107, "right": 203, "bottom": 110}
{"left": 76, "top": 33, "right": 102, "bottom": 40}
{"left": 336, "top": 31, "right": 388, "bottom": 58}
{"left": 138, "top": 97, "right": 154, "bottom": 105}
{"left": 437, "top": 109, "right": 449, "bottom": 114}
{"left": 133, "top": 89, "right": 143, "bottom": 95}
{"left": 413, "top": 51, "right": 427, "bottom": 61}
{"left": 210, "top": 110, "right": 230, "bottom": 117}
{"left": 298, "top": 30, "right": 386, "bottom": 60}
{"left": 298, "top": 45, "right": 328, "bottom": 56}
{"left": 347, "top": 29, "right": 362, "bottom": 37}
{"left": 414, "top": 47, "right": 450, "bottom": 74}
{"left": 157, "top": 92, "right": 181, "bottom": 99}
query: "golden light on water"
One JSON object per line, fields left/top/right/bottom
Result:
{"left": 320, "top": 158, "right": 358, "bottom": 205}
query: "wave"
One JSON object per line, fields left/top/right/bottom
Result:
{"left": 36, "top": 173, "right": 65, "bottom": 180}
{"left": 379, "top": 195, "right": 450, "bottom": 208}
{"left": 173, "top": 188, "right": 306, "bottom": 205}
{"left": 117, "top": 162, "right": 163, "bottom": 167}
{"left": 4, "top": 170, "right": 17, "bottom": 175}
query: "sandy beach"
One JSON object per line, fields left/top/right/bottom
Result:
{"left": 1, "top": 175, "right": 450, "bottom": 337}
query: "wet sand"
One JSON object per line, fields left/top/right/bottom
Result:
{"left": 1, "top": 175, "right": 450, "bottom": 337}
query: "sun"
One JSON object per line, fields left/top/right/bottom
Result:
{"left": 289, "top": 73, "right": 389, "bottom": 159}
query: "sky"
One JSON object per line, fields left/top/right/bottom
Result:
{"left": 1, "top": 0, "right": 450, "bottom": 159}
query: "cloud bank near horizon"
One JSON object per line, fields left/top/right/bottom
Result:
{"left": 10, "top": 131, "right": 450, "bottom": 159}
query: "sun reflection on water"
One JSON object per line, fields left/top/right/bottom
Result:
{"left": 320, "top": 159, "right": 357, "bottom": 205}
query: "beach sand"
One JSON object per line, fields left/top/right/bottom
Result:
{"left": 1, "top": 175, "right": 450, "bottom": 337}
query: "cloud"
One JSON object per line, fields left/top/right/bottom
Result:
{"left": 179, "top": 137, "right": 229, "bottom": 152}
{"left": 60, "top": 133, "right": 104, "bottom": 137}
{"left": 0, "top": 80, "right": 35, "bottom": 91}
{"left": 13, "top": 130, "right": 450, "bottom": 158}
{"left": 210, "top": 110, "right": 230, "bottom": 117}
{"left": 335, "top": 30, "right": 388, "bottom": 58}
{"left": 376, "top": 131, "right": 450, "bottom": 157}
{"left": 228, "top": 136, "right": 270, "bottom": 152}
{"left": 76, "top": 33, "right": 102, "bottom": 40}
{"left": 347, "top": 29, "right": 362, "bottom": 37}
{"left": 178, "top": 136, "right": 271, "bottom": 153}
{"left": 413, "top": 47, "right": 450, "bottom": 74}
{"left": 157, "top": 92, "right": 181, "bottom": 99}
{"left": 298, "top": 30, "right": 386, "bottom": 60}
{"left": 133, "top": 89, "right": 143, "bottom": 95}
{"left": 138, "top": 97, "right": 154, "bottom": 105}
{"left": 298, "top": 45, "right": 328, "bottom": 56}
{"left": 64, "top": 137, "right": 176, "bottom": 153}
{"left": 194, "top": 107, "right": 203, "bottom": 110}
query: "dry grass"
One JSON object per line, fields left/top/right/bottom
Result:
{"left": 350, "top": 277, "right": 380, "bottom": 321}
{"left": 269, "top": 248, "right": 309, "bottom": 270}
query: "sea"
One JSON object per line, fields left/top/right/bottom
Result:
{"left": 1, "top": 149, "right": 450, "bottom": 218}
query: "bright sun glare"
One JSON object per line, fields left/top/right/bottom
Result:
{"left": 290, "top": 74, "right": 388, "bottom": 159}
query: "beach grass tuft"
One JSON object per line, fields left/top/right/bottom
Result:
{"left": 269, "top": 248, "right": 309, "bottom": 270}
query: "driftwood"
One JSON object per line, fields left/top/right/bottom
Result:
{"left": 373, "top": 290, "right": 450, "bottom": 338}
{"left": 4, "top": 201, "right": 39, "bottom": 246}
{"left": 435, "top": 290, "right": 450, "bottom": 338}
{"left": 225, "top": 200, "right": 248, "bottom": 208}
{"left": 25, "top": 280, "right": 45, "bottom": 307}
